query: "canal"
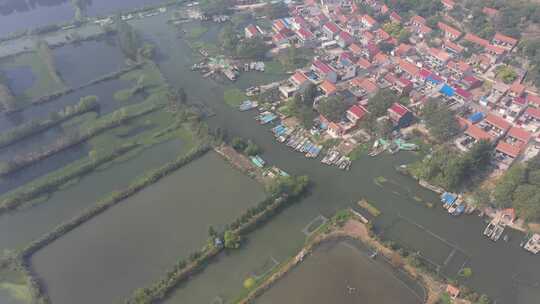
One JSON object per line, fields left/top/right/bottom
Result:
{"left": 130, "top": 13, "right": 540, "bottom": 303}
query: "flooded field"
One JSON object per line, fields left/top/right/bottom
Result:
{"left": 84, "top": 0, "right": 165, "bottom": 17}
{"left": 32, "top": 152, "right": 265, "bottom": 304}
{"left": 53, "top": 39, "right": 126, "bottom": 87}
{"left": 0, "top": 139, "right": 185, "bottom": 252}
{"left": 0, "top": 0, "right": 74, "bottom": 38}
{"left": 257, "top": 240, "right": 422, "bottom": 304}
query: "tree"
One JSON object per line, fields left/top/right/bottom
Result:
{"left": 492, "top": 164, "right": 526, "bottom": 207}
{"left": 223, "top": 230, "right": 241, "bottom": 249}
{"left": 302, "top": 83, "right": 317, "bottom": 107}
{"left": 231, "top": 137, "right": 247, "bottom": 151}
{"left": 459, "top": 267, "right": 473, "bottom": 278}
{"left": 116, "top": 18, "right": 140, "bottom": 60}
{"left": 243, "top": 277, "right": 256, "bottom": 289}
{"left": 244, "top": 140, "right": 260, "bottom": 156}
{"left": 263, "top": 2, "right": 289, "bottom": 19}
{"left": 318, "top": 96, "right": 348, "bottom": 122}
{"left": 421, "top": 98, "right": 460, "bottom": 142}
{"left": 219, "top": 24, "right": 238, "bottom": 53}
{"left": 375, "top": 118, "right": 394, "bottom": 139}
{"left": 236, "top": 38, "right": 269, "bottom": 60}
{"left": 208, "top": 225, "right": 217, "bottom": 238}
{"left": 199, "top": 0, "right": 230, "bottom": 16}
{"left": 495, "top": 65, "right": 518, "bottom": 84}
{"left": 367, "top": 89, "right": 395, "bottom": 118}
{"left": 266, "top": 175, "right": 310, "bottom": 197}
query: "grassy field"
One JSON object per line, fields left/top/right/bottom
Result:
{"left": 3, "top": 51, "right": 65, "bottom": 103}
{"left": 224, "top": 87, "right": 247, "bottom": 107}
{"left": 0, "top": 268, "right": 31, "bottom": 303}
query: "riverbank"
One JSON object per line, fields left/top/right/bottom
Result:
{"left": 234, "top": 209, "right": 469, "bottom": 304}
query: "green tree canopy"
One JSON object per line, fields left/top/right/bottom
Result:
{"left": 318, "top": 95, "right": 348, "bottom": 122}
{"left": 421, "top": 98, "right": 460, "bottom": 142}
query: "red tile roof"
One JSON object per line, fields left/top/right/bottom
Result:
{"left": 455, "top": 87, "right": 472, "bottom": 99}
{"left": 356, "top": 57, "right": 372, "bottom": 69}
{"left": 466, "top": 124, "right": 494, "bottom": 141}
{"left": 338, "top": 31, "right": 354, "bottom": 42}
{"left": 441, "top": 0, "right": 455, "bottom": 9}
{"left": 410, "top": 15, "right": 426, "bottom": 26}
{"left": 291, "top": 71, "right": 308, "bottom": 85}
{"left": 526, "top": 107, "right": 540, "bottom": 119}
{"left": 246, "top": 25, "right": 259, "bottom": 36}
{"left": 437, "top": 22, "right": 461, "bottom": 38}
{"left": 510, "top": 82, "right": 526, "bottom": 96}
{"left": 482, "top": 7, "right": 499, "bottom": 17}
{"left": 350, "top": 77, "right": 378, "bottom": 93}
{"left": 362, "top": 14, "right": 377, "bottom": 27}
{"left": 323, "top": 22, "right": 340, "bottom": 34}
{"left": 398, "top": 58, "right": 419, "bottom": 77}
{"left": 395, "top": 43, "right": 413, "bottom": 56}
{"left": 349, "top": 43, "right": 362, "bottom": 54}
{"left": 320, "top": 80, "right": 337, "bottom": 95}
{"left": 493, "top": 32, "right": 518, "bottom": 46}
{"left": 444, "top": 39, "right": 464, "bottom": 53}
{"left": 313, "top": 59, "right": 335, "bottom": 74}
{"left": 527, "top": 94, "right": 540, "bottom": 107}
{"left": 389, "top": 11, "right": 402, "bottom": 23}
{"left": 463, "top": 33, "right": 489, "bottom": 47}
{"left": 375, "top": 28, "right": 390, "bottom": 41}
{"left": 486, "top": 44, "right": 506, "bottom": 55}
{"left": 496, "top": 141, "right": 523, "bottom": 158}
{"left": 347, "top": 105, "right": 367, "bottom": 120}
{"left": 507, "top": 126, "right": 531, "bottom": 143}
{"left": 388, "top": 102, "right": 410, "bottom": 117}
{"left": 486, "top": 113, "right": 511, "bottom": 132}
{"left": 297, "top": 27, "right": 314, "bottom": 40}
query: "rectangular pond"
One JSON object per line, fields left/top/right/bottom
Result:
{"left": 0, "top": 139, "right": 186, "bottom": 252}
{"left": 83, "top": 0, "right": 166, "bottom": 17}
{"left": 53, "top": 39, "right": 126, "bottom": 88}
{"left": 256, "top": 240, "right": 422, "bottom": 304}
{"left": 32, "top": 151, "right": 266, "bottom": 304}
{"left": 0, "top": 0, "right": 74, "bottom": 38}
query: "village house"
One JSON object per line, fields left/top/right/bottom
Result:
{"left": 463, "top": 33, "right": 489, "bottom": 48}
{"left": 279, "top": 71, "right": 311, "bottom": 98}
{"left": 443, "top": 39, "right": 464, "bottom": 55}
{"left": 485, "top": 44, "right": 507, "bottom": 59}
{"left": 312, "top": 59, "right": 338, "bottom": 83}
{"left": 362, "top": 42, "right": 381, "bottom": 60}
{"left": 441, "top": 0, "right": 455, "bottom": 10}
{"left": 387, "top": 102, "right": 413, "bottom": 128}
{"left": 396, "top": 58, "right": 420, "bottom": 80}
{"left": 336, "top": 30, "right": 354, "bottom": 48}
{"left": 438, "top": 22, "right": 462, "bottom": 41}
{"left": 356, "top": 57, "right": 373, "bottom": 70}
{"left": 426, "top": 47, "right": 451, "bottom": 67}
{"left": 272, "top": 31, "right": 291, "bottom": 46}
{"left": 348, "top": 77, "right": 379, "bottom": 100}
{"left": 521, "top": 107, "right": 540, "bottom": 132}
{"left": 446, "top": 285, "right": 460, "bottom": 299}
{"left": 482, "top": 7, "right": 499, "bottom": 18}
{"left": 296, "top": 27, "right": 316, "bottom": 46}
{"left": 409, "top": 15, "right": 426, "bottom": 28}
{"left": 389, "top": 11, "right": 402, "bottom": 24}
{"left": 448, "top": 60, "right": 473, "bottom": 79}
{"left": 492, "top": 32, "right": 518, "bottom": 50}
{"left": 495, "top": 126, "right": 531, "bottom": 168}
{"left": 348, "top": 43, "right": 363, "bottom": 56}
{"left": 461, "top": 75, "right": 483, "bottom": 90}
{"left": 360, "top": 14, "right": 378, "bottom": 29}
{"left": 322, "top": 21, "right": 340, "bottom": 39}
{"left": 479, "top": 113, "right": 511, "bottom": 138}
{"left": 244, "top": 24, "right": 262, "bottom": 39}
{"left": 346, "top": 104, "right": 368, "bottom": 124}
{"left": 272, "top": 19, "right": 289, "bottom": 33}
{"left": 319, "top": 79, "right": 338, "bottom": 97}
{"left": 456, "top": 118, "right": 495, "bottom": 152}
{"left": 394, "top": 43, "right": 415, "bottom": 57}
{"left": 509, "top": 81, "right": 526, "bottom": 98}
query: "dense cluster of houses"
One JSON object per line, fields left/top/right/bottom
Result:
{"left": 243, "top": 0, "right": 540, "bottom": 170}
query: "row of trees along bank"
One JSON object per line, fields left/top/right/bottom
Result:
{"left": 0, "top": 102, "right": 161, "bottom": 177}
{"left": 126, "top": 175, "right": 310, "bottom": 304}
{"left": 0, "top": 142, "right": 140, "bottom": 215}
{"left": 0, "top": 95, "right": 99, "bottom": 149}
{"left": 18, "top": 144, "right": 211, "bottom": 304}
